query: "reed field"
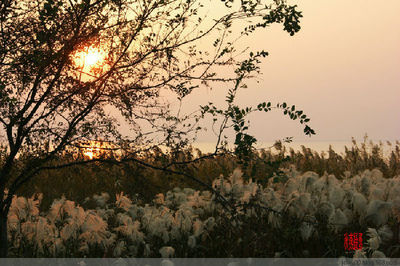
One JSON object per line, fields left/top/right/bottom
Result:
{"left": 5, "top": 138, "right": 400, "bottom": 257}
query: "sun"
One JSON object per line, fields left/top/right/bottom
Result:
{"left": 79, "top": 140, "right": 118, "bottom": 160}
{"left": 83, "top": 149, "right": 94, "bottom": 160}
{"left": 72, "top": 45, "right": 107, "bottom": 77}
{"left": 83, "top": 147, "right": 101, "bottom": 160}
{"left": 82, "top": 145, "right": 101, "bottom": 160}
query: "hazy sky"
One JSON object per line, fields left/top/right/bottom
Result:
{"left": 177, "top": 0, "right": 400, "bottom": 143}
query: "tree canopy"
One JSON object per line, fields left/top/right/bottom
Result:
{"left": 0, "top": 0, "right": 310, "bottom": 257}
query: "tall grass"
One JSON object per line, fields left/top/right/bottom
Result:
{"left": 7, "top": 168, "right": 400, "bottom": 257}
{"left": 287, "top": 138, "right": 400, "bottom": 179}
{"left": 12, "top": 138, "right": 400, "bottom": 210}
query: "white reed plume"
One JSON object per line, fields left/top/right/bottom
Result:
{"left": 222, "top": 181, "right": 232, "bottom": 195}
{"left": 71, "top": 206, "right": 86, "bottom": 227}
{"left": 378, "top": 225, "right": 393, "bottom": 243}
{"left": 231, "top": 182, "right": 245, "bottom": 200}
{"left": 286, "top": 192, "right": 311, "bottom": 219}
{"left": 187, "top": 191, "right": 208, "bottom": 208}
{"left": 247, "top": 181, "right": 259, "bottom": 197}
{"left": 37, "top": 216, "right": 56, "bottom": 238}
{"left": 60, "top": 221, "right": 79, "bottom": 241}
{"left": 328, "top": 186, "right": 345, "bottom": 208}
{"left": 48, "top": 197, "right": 66, "bottom": 223}
{"left": 283, "top": 179, "right": 299, "bottom": 196}
{"left": 343, "top": 208, "right": 353, "bottom": 224}
{"left": 162, "top": 206, "right": 175, "bottom": 225}
{"left": 79, "top": 230, "right": 105, "bottom": 246}
{"left": 391, "top": 198, "right": 400, "bottom": 222}
{"left": 360, "top": 176, "right": 371, "bottom": 197}
{"left": 21, "top": 221, "right": 35, "bottom": 241}
{"left": 159, "top": 246, "right": 175, "bottom": 258}
{"left": 93, "top": 192, "right": 110, "bottom": 208}
{"left": 387, "top": 180, "right": 400, "bottom": 201}
{"left": 10, "top": 196, "right": 28, "bottom": 221}
{"left": 317, "top": 202, "right": 334, "bottom": 219}
{"left": 366, "top": 228, "right": 380, "bottom": 250}
{"left": 261, "top": 188, "right": 276, "bottom": 203}
{"left": 113, "top": 240, "right": 126, "bottom": 257}
{"left": 115, "top": 213, "right": 143, "bottom": 242}
{"left": 147, "top": 217, "right": 167, "bottom": 237}
{"left": 79, "top": 211, "right": 108, "bottom": 246}
{"left": 95, "top": 207, "right": 114, "bottom": 221}
{"left": 298, "top": 193, "right": 311, "bottom": 211}
{"left": 230, "top": 168, "right": 244, "bottom": 185}
{"left": 329, "top": 209, "right": 348, "bottom": 232}
{"left": 350, "top": 174, "right": 361, "bottom": 191}
{"left": 302, "top": 171, "right": 318, "bottom": 193}
{"left": 369, "top": 185, "right": 385, "bottom": 201}
{"left": 183, "top": 188, "right": 195, "bottom": 195}
{"left": 241, "top": 190, "right": 251, "bottom": 204}
{"left": 311, "top": 175, "right": 326, "bottom": 194}
{"left": 370, "top": 169, "right": 384, "bottom": 183}
{"left": 366, "top": 200, "right": 392, "bottom": 227}
{"left": 361, "top": 169, "right": 372, "bottom": 180}
{"left": 340, "top": 189, "right": 354, "bottom": 210}
{"left": 172, "top": 192, "right": 188, "bottom": 206}
{"left": 116, "top": 192, "right": 133, "bottom": 211}
{"left": 327, "top": 174, "right": 339, "bottom": 189}
{"left": 352, "top": 192, "right": 367, "bottom": 216}
{"left": 353, "top": 249, "right": 367, "bottom": 258}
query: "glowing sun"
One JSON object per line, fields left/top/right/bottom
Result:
{"left": 83, "top": 147, "right": 100, "bottom": 160}
{"left": 72, "top": 45, "right": 107, "bottom": 76}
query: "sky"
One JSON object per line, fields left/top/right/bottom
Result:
{"left": 175, "top": 0, "right": 400, "bottom": 143}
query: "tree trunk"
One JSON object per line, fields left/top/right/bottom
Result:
{"left": 0, "top": 210, "right": 8, "bottom": 258}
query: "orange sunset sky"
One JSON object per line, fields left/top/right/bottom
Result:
{"left": 170, "top": 0, "right": 400, "bottom": 143}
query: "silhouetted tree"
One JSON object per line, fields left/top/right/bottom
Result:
{"left": 0, "top": 0, "right": 308, "bottom": 256}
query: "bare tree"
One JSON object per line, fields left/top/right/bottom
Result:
{"left": 0, "top": 0, "right": 306, "bottom": 257}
